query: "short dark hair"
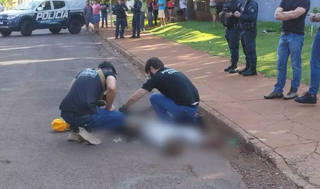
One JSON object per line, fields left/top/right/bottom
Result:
{"left": 98, "top": 61, "right": 117, "bottom": 74}
{"left": 144, "top": 57, "right": 164, "bottom": 73}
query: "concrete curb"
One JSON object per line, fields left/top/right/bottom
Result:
{"left": 91, "top": 29, "right": 316, "bottom": 189}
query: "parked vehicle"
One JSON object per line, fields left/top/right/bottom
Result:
{"left": 0, "top": 0, "right": 85, "bottom": 37}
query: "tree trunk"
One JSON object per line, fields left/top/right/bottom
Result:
{"left": 187, "top": 0, "right": 196, "bottom": 21}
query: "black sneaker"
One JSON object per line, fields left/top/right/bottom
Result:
{"left": 238, "top": 67, "right": 249, "bottom": 75}
{"left": 264, "top": 92, "right": 284, "bottom": 99}
{"left": 295, "top": 93, "right": 317, "bottom": 104}
{"left": 229, "top": 67, "right": 238, "bottom": 74}
{"left": 224, "top": 65, "right": 232, "bottom": 72}
{"left": 129, "top": 36, "right": 136, "bottom": 39}
{"left": 120, "top": 36, "right": 125, "bottom": 39}
{"left": 283, "top": 88, "right": 298, "bottom": 100}
{"left": 115, "top": 37, "right": 119, "bottom": 39}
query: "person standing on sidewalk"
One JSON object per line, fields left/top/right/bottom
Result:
{"left": 119, "top": 57, "right": 200, "bottom": 123}
{"left": 179, "top": 0, "right": 187, "bottom": 20}
{"left": 264, "top": 0, "right": 310, "bottom": 100}
{"left": 152, "top": 0, "right": 159, "bottom": 26}
{"left": 130, "top": 0, "right": 142, "bottom": 38}
{"left": 147, "top": 0, "right": 153, "bottom": 28}
{"left": 234, "top": 0, "right": 258, "bottom": 76}
{"left": 140, "top": 0, "right": 148, "bottom": 31}
{"left": 100, "top": 0, "right": 109, "bottom": 28}
{"left": 167, "top": 0, "right": 174, "bottom": 22}
{"left": 84, "top": 1, "right": 93, "bottom": 32}
{"left": 113, "top": 0, "right": 128, "bottom": 39}
{"left": 220, "top": 0, "right": 242, "bottom": 74}
{"left": 295, "top": 13, "right": 320, "bottom": 104}
{"left": 59, "top": 62, "right": 125, "bottom": 145}
{"left": 157, "top": 0, "right": 166, "bottom": 26}
{"left": 92, "top": 0, "right": 102, "bottom": 32}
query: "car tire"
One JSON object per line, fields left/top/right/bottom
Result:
{"left": 20, "top": 20, "right": 33, "bottom": 36}
{"left": 49, "top": 28, "right": 62, "bottom": 34}
{"left": 0, "top": 30, "right": 12, "bottom": 37}
{"left": 68, "top": 19, "right": 81, "bottom": 34}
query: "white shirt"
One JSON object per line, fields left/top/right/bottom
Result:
{"left": 179, "top": 0, "right": 186, "bottom": 9}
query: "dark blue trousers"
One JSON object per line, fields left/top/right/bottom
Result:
{"left": 132, "top": 13, "right": 141, "bottom": 37}
{"left": 225, "top": 28, "right": 240, "bottom": 66}
{"left": 241, "top": 29, "right": 257, "bottom": 69}
{"left": 115, "top": 19, "right": 126, "bottom": 38}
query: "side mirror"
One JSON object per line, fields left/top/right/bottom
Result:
{"left": 37, "top": 7, "right": 43, "bottom": 11}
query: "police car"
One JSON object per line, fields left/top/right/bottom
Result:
{"left": 0, "top": 0, "right": 85, "bottom": 37}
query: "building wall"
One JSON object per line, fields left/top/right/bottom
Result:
{"left": 256, "top": 0, "right": 320, "bottom": 24}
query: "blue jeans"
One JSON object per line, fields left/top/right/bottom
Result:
{"left": 149, "top": 93, "right": 198, "bottom": 121}
{"left": 140, "top": 12, "right": 145, "bottom": 30}
{"left": 226, "top": 28, "right": 240, "bottom": 65}
{"left": 308, "top": 30, "right": 320, "bottom": 95}
{"left": 61, "top": 108, "right": 125, "bottom": 132}
{"left": 132, "top": 13, "right": 140, "bottom": 37}
{"left": 101, "top": 12, "right": 107, "bottom": 27}
{"left": 147, "top": 12, "right": 153, "bottom": 27}
{"left": 274, "top": 33, "right": 304, "bottom": 93}
{"left": 115, "top": 19, "right": 126, "bottom": 38}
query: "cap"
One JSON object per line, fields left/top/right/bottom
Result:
{"left": 51, "top": 118, "right": 70, "bottom": 132}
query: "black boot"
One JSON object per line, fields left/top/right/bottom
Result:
{"left": 238, "top": 62, "right": 250, "bottom": 75}
{"left": 242, "top": 63, "right": 257, "bottom": 76}
{"left": 224, "top": 65, "right": 233, "bottom": 72}
{"left": 229, "top": 62, "right": 238, "bottom": 74}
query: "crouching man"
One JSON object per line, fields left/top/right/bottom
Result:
{"left": 119, "top": 57, "right": 200, "bottom": 123}
{"left": 59, "top": 61, "right": 125, "bottom": 145}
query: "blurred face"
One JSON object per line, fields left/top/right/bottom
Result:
{"left": 93, "top": 0, "right": 97, "bottom": 4}
{"left": 86, "top": 1, "right": 90, "bottom": 6}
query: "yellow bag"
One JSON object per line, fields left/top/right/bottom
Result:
{"left": 51, "top": 118, "right": 69, "bottom": 132}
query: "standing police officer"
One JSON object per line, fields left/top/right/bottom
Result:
{"left": 130, "top": 0, "right": 142, "bottom": 38}
{"left": 234, "top": 0, "right": 258, "bottom": 76}
{"left": 220, "top": 0, "right": 242, "bottom": 74}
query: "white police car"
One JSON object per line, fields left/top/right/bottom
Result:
{"left": 0, "top": 0, "right": 86, "bottom": 37}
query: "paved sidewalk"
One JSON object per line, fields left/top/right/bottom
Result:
{"left": 95, "top": 27, "right": 320, "bottom": 188}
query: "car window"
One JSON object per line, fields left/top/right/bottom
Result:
{"left": 39, "top": 1, "right": 51, "bottom": 10}
{"left": 53, "top": 1, "right": 66, "bottom": 9}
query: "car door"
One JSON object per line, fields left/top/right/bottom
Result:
{"left": 35, "top": 0, "right": 60, "bottom": 29}
{"left": 52, "top": 1, "right": 68, "bottom": 27}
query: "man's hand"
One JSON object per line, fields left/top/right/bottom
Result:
{"left": 219, "top": 12, "right": 223, "bottom": 17}
{"left": 234, "top": 11, "right": 241, "bottom": 18}
{"left": 119, "top": 105, "right": 129, "bottom": 115}
{"left": 225, "top": 12, "right": 232, "bottom": 18}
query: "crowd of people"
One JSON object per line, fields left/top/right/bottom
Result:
{"left": 83, "top": 0, "right": 187, "bottom": 38}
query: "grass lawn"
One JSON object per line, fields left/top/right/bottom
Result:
{"left": 147, "top": 21, "right": 319, "bottom": 85}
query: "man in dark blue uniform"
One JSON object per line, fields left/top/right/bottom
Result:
{"left": 234, "top": 0, "right": 258, "bottom": 76}
{"left": 219, "top": 0, "right": 242, "bottom": 74}
{"left": 130, "top": 0, "right": 142, "bottom": 38}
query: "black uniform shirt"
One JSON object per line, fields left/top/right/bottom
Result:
{"left": 142, "top": 68, "right": 200, "bottom": 107}
{"left": 59, "top": 69, "right": 117, "bottom": 116}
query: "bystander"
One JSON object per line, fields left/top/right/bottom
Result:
{"left": 264, "top": 0, "right": 310, "bottom": 100}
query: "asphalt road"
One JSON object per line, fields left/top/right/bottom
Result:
{"left": 0, "top": 30, "right": 248, "bottom": 189}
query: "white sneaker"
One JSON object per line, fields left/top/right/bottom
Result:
{"left": 78, "top": 128, "right": 101, "bottom": 145}
{"left": 68, "top": 131, "right": 80, "bottom": 141}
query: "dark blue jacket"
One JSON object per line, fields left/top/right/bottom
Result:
{"left": 239, "top": 0, "right": 258, "bottom": 23}
{"left": 112, "top": 4, "right": 128, "bottom": 19}
{"left": 221, "top": 0, "right": 242, "bottom": 28}
{"left": 132, "top": 0, "right": 142, "bottom": 14}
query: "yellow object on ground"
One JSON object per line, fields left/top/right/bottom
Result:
{"left": 51, "top": 118, "right": 69, "bottom": 132}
